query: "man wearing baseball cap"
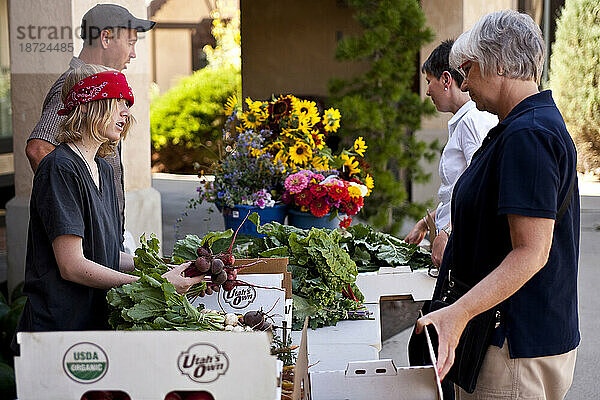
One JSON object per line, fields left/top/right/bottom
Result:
{"left": 81, "top": 3, "right": 155, "bottom": 45}
{"left": 25, "top": 4, "right": 155, "bottom": 249}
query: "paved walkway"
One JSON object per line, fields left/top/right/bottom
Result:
{"left": 153, "top": 173, "right": 600, "bottom": 398}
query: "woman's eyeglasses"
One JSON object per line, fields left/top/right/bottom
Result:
{"left": 458, "top": 60, "right": 472, "bottom": 79}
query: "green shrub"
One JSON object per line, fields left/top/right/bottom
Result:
{"left": 549, "top": 0, "right": 600, "bottom": 173}
{"left": 0, "top": 283, "right": 26, "bottom": 399}
{"left": 329, "top": 0, "right": 437, "bottom": 233}
{"left": 150, "top": 66, "right": 241, "bottom": 173}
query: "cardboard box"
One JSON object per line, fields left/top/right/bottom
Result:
{"left": 309, "top": 324, "right": 443, "bottom": 400}
{"left": 235, "top": 258, "right": 292, "bottom": 299}
{"left": 14, "top": 330, "right": 280, "bottom": 400}
{"left": 191, "top": 273, "right": 290, "bottom": 328}
{"left": 290, "top": 303, "right": 381, "bottom": 372}
{"left": 190, "top": 257, "right": 293, "bottom": 329}
{"left": 310, "top": 359, "right": 442, "bottom": 400}
{"left": 355, "top": 268, "right": 437, "bottom": 303}
{"left": 292, "top": 317, "right": 310, "bottom": 400}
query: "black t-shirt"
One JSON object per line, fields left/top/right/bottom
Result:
{"left": 19, "top": 143, "right": 121, "bottom": 332}
{"left": 437, "top": 91, "right": 580, "bottom": 358}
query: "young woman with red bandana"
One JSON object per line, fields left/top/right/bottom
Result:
{"left": 14, "top": 65, "right": 204, "bottom": 337}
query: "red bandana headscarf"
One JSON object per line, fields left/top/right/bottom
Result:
{"left": 58, "top": 71, "right": 134, "bottom": 116}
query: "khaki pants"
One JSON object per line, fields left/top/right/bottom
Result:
{"left": 456, "top": 341, "right": 577, "bottom": 400}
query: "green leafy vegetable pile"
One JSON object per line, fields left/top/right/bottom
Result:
{"left": 107, "top": 273, "right": 225, "bottom": 330}
{"left": 107, "top": 234, "right": 222, "bottom": 330}
{"left": 245, "top": 214, "right": 370, "bottom": 330}
{"left": 170, "top": 230, "right": 234, "bottom": 262}
{"left": 339, "top": 224, "right": 432, "bottom": 272}
{"left": 132, "top": 233, "right": 209, "bottom": 300}
{"left": 131, "top": 233, "right": 170, "bottom": 275}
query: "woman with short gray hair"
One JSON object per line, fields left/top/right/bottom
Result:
{"left": 416, "top": 10, "right": 579, "bottom": 399}
{"left": 449, "top": 10, "right": 545, "bottom": 83}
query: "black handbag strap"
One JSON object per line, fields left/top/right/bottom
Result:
{"left": 556, "top": 175, "right": 576, "bottom": 223}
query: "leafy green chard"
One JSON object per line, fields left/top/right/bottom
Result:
{"left": 247, "top": 213, "right": 369, "bottom": 330}
{"left": 340, "top": 224, "right": 432, "bottom": 272}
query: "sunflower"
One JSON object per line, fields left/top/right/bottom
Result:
{"left": 224, "top": 95, "right": 239, "bottom": 116}
{"left": 341, "top": 154, "right": 361, "bottom": 176}
{"left": 289, "top": 142, "right": 312, "bottom": 165}
{"left": 353, "top": 137, "right": 367, "bottom": 157}
{"left": 311, "top": 156, "right": 329, "bottom": 171}
{"left": 365, "top": 174, "right": 374, "bottom": 196}
{"left": 294, "top": 99, "right": 321, "bottom": 126}
{"left": 297, "top": 113, "right": 314, "bottom": 134}
{"left": 323, "top": 108, "right": 341, "bottom": 133}
{"left": 274, "top": 148, "right": 290, "bottom": 165}
{"left": 241, "top": 99, "right": 268, "bottom": 129}
{"left": 269, "top": 95, "right": 294, "bottom": 120}
{"left": 310, "top": 130, "right": 326, "bottom": 150}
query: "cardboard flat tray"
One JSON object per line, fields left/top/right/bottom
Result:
{"left": 310, "top": 359, "right": 442, "bottom": 400}
{"left": 236, "top": 257, "right": 292, "bottom": 299}
{"left": 290, "top": 304, "right": 381, "bottom": 373}
{"left": 356, "top": 268, "right": 436, "bottom": 303}
{"left": 14, "top": 331, "right": 279, "bottom": 400}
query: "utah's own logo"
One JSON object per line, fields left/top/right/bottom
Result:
{"left": 222, "top": 285, "right": 257, "bottom": 309}
{"left": 178, "top": 343, "right": 229, "bottom": 383}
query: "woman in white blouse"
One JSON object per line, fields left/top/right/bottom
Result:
{"left": 405, "top": 40, "right": 497, "bottom": 267}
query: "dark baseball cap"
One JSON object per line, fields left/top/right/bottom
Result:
{"left": 81, "top": 4, "right": 155, "bottom": 40}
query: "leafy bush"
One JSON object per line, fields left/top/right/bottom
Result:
{"left": 549, "top": 0, "right": 600, "bottom": 173}
{"left": 0, "top": 283, "right": 26, "bottom": 399}
{"left": 328, "top": 0, "right": 437, "bottom": 234}
{"left": 150, "top": 66, "right": 241, "bottom": 173}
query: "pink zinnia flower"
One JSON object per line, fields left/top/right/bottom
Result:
{"left": 285, "top": 172, "right": 309, "bottom": 194}
{"left": 312, "top": 173, "right": 325, "bottom": 182}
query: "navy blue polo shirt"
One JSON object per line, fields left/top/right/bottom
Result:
{"left": 439, "top": 90, "right": 580, "bottom": 358}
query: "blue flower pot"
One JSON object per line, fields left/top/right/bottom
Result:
{"left": 287, "top": 209, "right": 340, "bottom": 230}
{"left": 221, "top": 204, "right": 287, "bottom": 237}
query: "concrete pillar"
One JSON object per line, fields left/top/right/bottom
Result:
{"left": 412, "top": 0, "right": 517, "bottom": 206}
{"left": 6, "top": 0, "right": 161, "bottom": 292}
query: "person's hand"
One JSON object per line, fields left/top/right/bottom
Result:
{"left": 431, "top": 231, "right": 449, "bottom": 267}
{"left": 162, "top": 262, "right": 206, "bottom": 295}
{"left": 405, "top": 218, "right": 427, "bottom": 244}
{"left": 416, "top": 303, "right": 471, "bottom": 380}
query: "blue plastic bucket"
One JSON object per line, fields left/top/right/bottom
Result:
{"left": 287, "top": 209, "right": 341, "bottom": 230}
{"left": 221, "top": 204, "right": 287, "bottom": 237}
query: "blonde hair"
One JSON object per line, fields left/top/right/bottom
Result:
{"left": 57, "top": 64, "right": 135, "bottom": 157}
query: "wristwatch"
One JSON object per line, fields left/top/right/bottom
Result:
{"left": 441, "top": 225, "right": 452, "bottom": 236}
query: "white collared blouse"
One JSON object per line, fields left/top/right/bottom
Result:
{"left": 435, "top": 100, "right": 498, "bottom": 231}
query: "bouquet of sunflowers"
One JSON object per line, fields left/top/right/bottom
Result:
{"left": 198, "top": 94, "right": 374, "bottom": 222}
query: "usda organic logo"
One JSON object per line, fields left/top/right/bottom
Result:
{"left": 62, "top": 342, "right": 109, "bottom": 383}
